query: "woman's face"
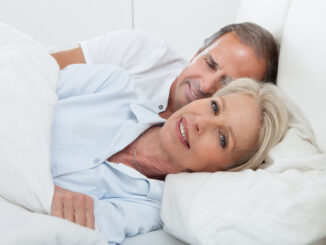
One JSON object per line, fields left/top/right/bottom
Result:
{"left": 160, "top": 93, "right": 261, "bottom": 172}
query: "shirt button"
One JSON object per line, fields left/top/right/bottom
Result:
{"left": 93, "top": 158, "right": 100, "bottom": 164}
{"left": 159, "top": 105, "right": 163, "bottom": 110}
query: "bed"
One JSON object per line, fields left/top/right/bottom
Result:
{"left": 1, "top": 0, "right": 326, "bottom": 244}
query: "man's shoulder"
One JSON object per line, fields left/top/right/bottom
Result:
{"left": 81, "top": 29, "right": 186, "bottom": 66}
{"left": 110, "top": 29, "right": 166, "bottom": 42}
{"left": 108, "top": 29, "right": 180, "bottom": 55}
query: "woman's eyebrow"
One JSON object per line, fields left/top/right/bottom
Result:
{"left": 227, "top": 125, "right": 236, "bottom": 152}
{"left": 219, "top": 96, "right": 226, "bottom": 110}
{"left": 219, "top": 96, "right": 237, "bottom": 152}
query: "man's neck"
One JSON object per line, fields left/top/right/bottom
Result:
{"left": 159, "top": 107, "right": 173, "bottom": 119}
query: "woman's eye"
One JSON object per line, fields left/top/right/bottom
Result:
{"left": 211, "top": 101, "right": 219, "bottom": 115}
{"left": 219, "top": 134, "right": 227, "bottom": 148}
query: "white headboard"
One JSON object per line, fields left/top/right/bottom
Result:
{"left": 236, "top": 0, "right": 326, "bottom": 152}
{"left": 276, "top": 0, "right": 326, "bottom": 152}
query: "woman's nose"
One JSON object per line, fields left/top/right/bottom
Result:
{"left": 195, "top": 116, "right": 218, "bottom": 135}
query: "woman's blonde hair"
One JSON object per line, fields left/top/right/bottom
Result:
{"left": 213, "top": 78, "right": 288, "bottom": 171}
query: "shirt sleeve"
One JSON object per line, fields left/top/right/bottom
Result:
{"left": 56, "top": 64, "right": 132, "bottom": 100}
{"left": 79, "top": 30, "right": 175, "bottom": 71}
{"left": 93, "top": 197, "right": 163, "bottom": 245}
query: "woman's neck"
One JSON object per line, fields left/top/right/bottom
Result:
{"left": 108, "top": 126, "right": 176, "bottom": 180}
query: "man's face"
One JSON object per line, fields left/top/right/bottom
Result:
{"left": 169, "top": 32, "right": 267, "bottom": 112}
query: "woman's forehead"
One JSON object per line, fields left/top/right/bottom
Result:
{"left": 223, "top": 93, "right": 260, "bottom": 153}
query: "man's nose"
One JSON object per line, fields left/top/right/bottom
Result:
{"left": 200, "top": 71, "right": 225, "bottom": 95}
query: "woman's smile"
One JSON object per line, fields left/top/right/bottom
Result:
{"left": 176, "top": 117, "right": 190, "bottom": 149}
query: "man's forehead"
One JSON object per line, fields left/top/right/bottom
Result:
{"left": 205, "top": 33, "right": 239, "bottom": 52}
{"left": 190, "top": 42, "right": 218, "bottom": 64}
{"left": 210, "top": 34, "right": 267, "bottom": 80}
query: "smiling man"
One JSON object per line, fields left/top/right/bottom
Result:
{"left": 52, "top": 22, "right": 278, "bottom": 119}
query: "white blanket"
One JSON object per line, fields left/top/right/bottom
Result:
{"left": 0, "top": 23, "right": 107, "bottom": 244}
{"left": 0, "top": 22, "right": 57, "bottom": 213}
{"left": 0, "top": 196, "right": 107, "bottom": 245}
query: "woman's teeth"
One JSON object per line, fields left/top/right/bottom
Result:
{"left": 180, "top": 122, "right": 186, "bottom": 141}
{"left": 180, "top": 121, "right": 189, "bottom": 147}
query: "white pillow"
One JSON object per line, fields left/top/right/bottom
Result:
{"left": 162, "top": 166, "right": 326, "bottom": 245}
{"left": 0, "top": 23, "right": 59, "bottom": 213}
{"left": 235, "top": 0, "right": 291, "bottom": 43}
{"left": 276, "top": 0, "right": 326, "bottom": 153}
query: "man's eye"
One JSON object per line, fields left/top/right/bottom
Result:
{"left": 219, "top": 134, "right": 227, "bottom": 148}
{"left": 211, "top": 101, "right": 219, "bottom": 115}
{"left": 206, "top": 61, "right": 215, "bottom": 69}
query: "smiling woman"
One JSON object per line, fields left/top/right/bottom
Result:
{"left": 160, "top": 90, "right": 262, "bottom": 172}
{"left": 51, "top": 64, "right": 288, "bottom": 244}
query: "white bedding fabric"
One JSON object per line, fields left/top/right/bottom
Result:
{"left": 161, "top": 109, "right": 326, "bottom": 244}
{"left": 0, "top": 22, "right": 57, "bottom": 213}
{"left": 0, "top": 196, "right": 106, "bottom": 245}
{"left": 0, "top": 22, "right": 107, "bottom": 244}
{"left": 162, "top": 165, "right": 326, "bottom": 245}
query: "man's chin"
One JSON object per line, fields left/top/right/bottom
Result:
{"left": 176, "top": 98, "right": 192, "bottom": 111}
{"left": 184, "top": 92, "right": 195, "bottom": 105}
{"left": 174, "top": 99, "right": 188, "bottom": 112}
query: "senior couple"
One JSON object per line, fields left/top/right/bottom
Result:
{"left": 50, "top": 22, "right": 288, "bottom": 244}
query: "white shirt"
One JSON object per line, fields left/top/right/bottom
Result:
{"left": 80, "top": 30, "right": 187, "bottom": 113}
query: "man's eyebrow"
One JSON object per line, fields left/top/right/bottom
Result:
{"left": 208, "top": 54, "right": 233, "bottom": 83}
{"left": 208, "top": 54, "right": 218, "bottom": 67}
{"left": 219, "top": 96, "right": 237, "bottom": 152}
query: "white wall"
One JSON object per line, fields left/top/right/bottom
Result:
{"left": 0, "top": 0, "right": 132, "bottom": 51}
{"left": 0, "top": 0, "right": 241, "bottom": 57}
{"left": 134, "top": 0, "right": 241, "bottom": 59}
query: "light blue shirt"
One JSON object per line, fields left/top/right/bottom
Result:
{"left": 51, "top": 64, "right": 165, "bottom": 244}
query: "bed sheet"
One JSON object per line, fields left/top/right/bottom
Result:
{"left": 122, "top": 230, "right": 187, "bottom": 245}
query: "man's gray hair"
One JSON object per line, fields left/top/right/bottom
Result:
{"left": 199, "top": 22, "right": 279, "bottom": 84}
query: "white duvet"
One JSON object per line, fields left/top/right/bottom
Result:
{"left": 0, "top": 23, "right": 107, "bottom": 244}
